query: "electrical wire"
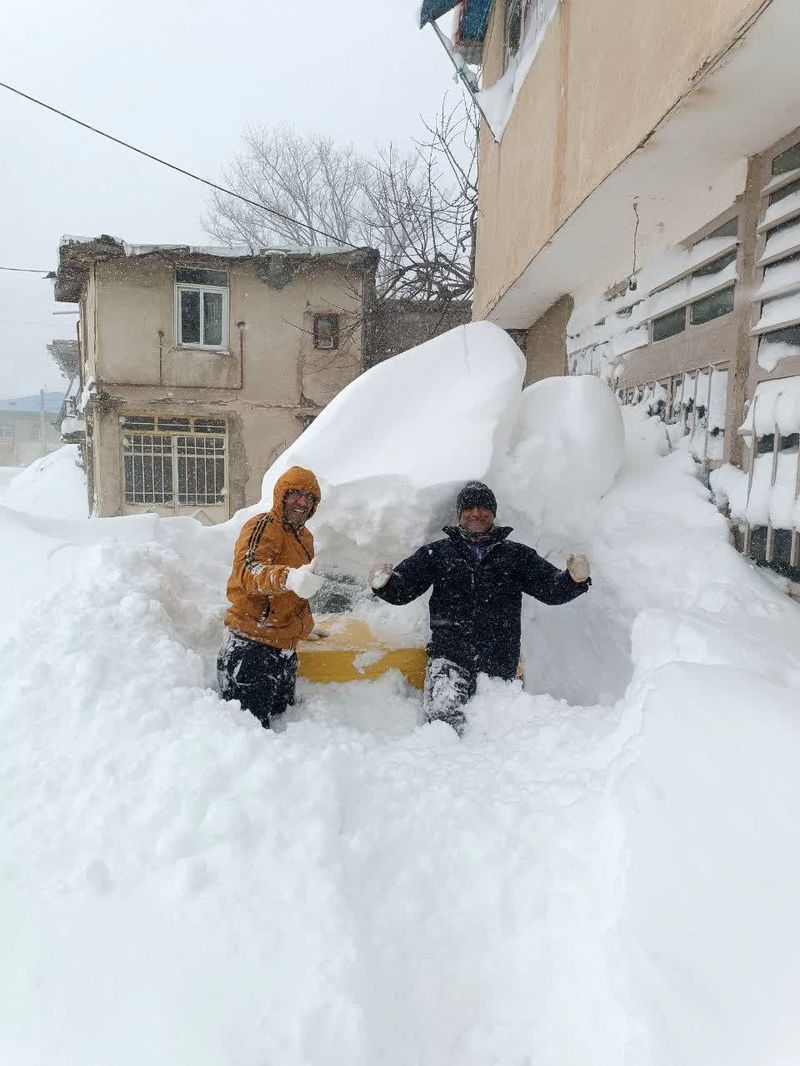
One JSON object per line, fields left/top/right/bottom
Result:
{"left": 0, "top": 79, "right": 362, "bottom": 252}
{"left": 0, "top": 266, "right": 52, "bottom": 274}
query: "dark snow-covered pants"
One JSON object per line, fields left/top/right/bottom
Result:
{"left": 423, "top": 657, "right": 477, "bottom": 736}
{"left": 217, "top": 630, "right": 297, "bottom": 729}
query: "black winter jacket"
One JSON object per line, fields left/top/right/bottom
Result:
{"left": 374, "top": 526, "right": 590, "bottom": 680}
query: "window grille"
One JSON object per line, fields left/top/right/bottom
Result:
{"left": 619, "top": 364, "right": 728, "bottom": 468}
{"left": 0, "top": 423, "right": 13, "bottom": 441}
{"left": 121, "top": 416, "right": 226, "bottom": 510}
{"left": 739, "top": 384, "right": 800, "bottom": 575}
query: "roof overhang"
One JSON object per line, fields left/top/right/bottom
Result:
{"left": 486, "top": 0, "right": 800, "bottom": 328}
{"left": 54, "top": 235, "right": 380, "bottom": 303}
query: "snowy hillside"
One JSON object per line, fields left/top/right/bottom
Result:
{"left": 1, "top": 324, "right": 799, "bottom": 1066}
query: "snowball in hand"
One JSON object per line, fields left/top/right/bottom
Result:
{"left": 285, "top": 563, "right": 323, "bottom": 600}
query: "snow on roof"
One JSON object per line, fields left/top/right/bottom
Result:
{"left": 55, "top": 235, "right": 378, "bottom": 303}
{"left": 59, "top": 235, "right": 355, "bottom": 258}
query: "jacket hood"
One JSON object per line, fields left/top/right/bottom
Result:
{"left": 271, "top": 465, "right": 321, "bottom": 520}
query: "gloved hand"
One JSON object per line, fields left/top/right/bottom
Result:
{"left": 285, "top": 560, "right": 323, "bottom": 600}
{"left": 566, "top": 554, "right": 590, "bottom": 583}
{"left": 369, "top": 562, "right": 394, "bottom": 590}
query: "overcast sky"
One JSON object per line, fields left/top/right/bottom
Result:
{"left": 0, "top": 0, "right": 454, "bottom": 398}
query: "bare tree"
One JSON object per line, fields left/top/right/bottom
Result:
{"left": 203, "top": 95, "right": 478, "bottom": 304}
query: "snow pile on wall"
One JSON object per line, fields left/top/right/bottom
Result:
{"left": 1, "top": 444, "right": 88, "bottom": 519}
{"left": 261, "top": 322, "right": 526, "bottom": 575}
{"left": 494, "top": 374, "right": 625, "bottom": 539}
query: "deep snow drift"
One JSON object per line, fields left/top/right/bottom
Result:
{"left": 1, "top": 444, "right": 88, "bottom": 519}
{"left": 1, "top": 323, "right": 800, "bottom": 1066}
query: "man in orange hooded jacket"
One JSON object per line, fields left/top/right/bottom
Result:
{"left": 217, "top": 465, "right": 323, "bottom": 729}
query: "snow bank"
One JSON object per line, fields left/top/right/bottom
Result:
{"left": 2, "top": 444, "right": 88, "bottom": 519}
{"left": 494, "top": 374, "right": 624, "bottom": 544}
{"left": 758, "top": 335, "right": 800, "bottom": 372}
{"left": 3, "top": 334, "right": 800, "bottom": 1064}
{"left": 261, "top": 322, "right": 525, "bottom": 573}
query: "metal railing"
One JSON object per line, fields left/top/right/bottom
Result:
{"left": 738, "top": 391, "right": 800, "bottom": 568}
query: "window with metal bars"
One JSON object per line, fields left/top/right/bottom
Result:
{"left": 121, "top": 416, "right": 226, "bottom": 509}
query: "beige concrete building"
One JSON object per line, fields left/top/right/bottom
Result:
{"left": 55, "top": 236, "right": 378, "bottom": 521}
{"left": 421, "top": 0, "right": 800, "bottom": 580}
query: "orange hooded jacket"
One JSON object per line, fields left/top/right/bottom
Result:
{"left": 223, "top": 466, "right": 321, "bottom": 649}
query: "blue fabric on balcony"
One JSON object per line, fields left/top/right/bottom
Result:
{"left": 459, "top": 0, "right": 492, "bottom": 40}
{"left": 418, "top": 0, "right": 492, "bottom": 41}
{"left": 418, "top": 0, "right": 460, "bottom": 27}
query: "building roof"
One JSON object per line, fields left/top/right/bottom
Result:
{"left": 55, "top": 234, "right": 379, "bottom": 302}
{"left": 0, "top": 391, "right": 65, "bottom": 415}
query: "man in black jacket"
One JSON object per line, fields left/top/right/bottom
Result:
{"left": 370, "top": 481, "right": 591, "bottom": 735}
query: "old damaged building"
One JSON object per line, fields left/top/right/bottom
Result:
{"left": 55, "top": 236, "right": 378, "bottom": 522}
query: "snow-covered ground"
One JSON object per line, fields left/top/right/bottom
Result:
{"left": 0, "top": 466, "right": 18, "bottom": 495}
{"left": 1, "top": 325, "right": 799, "bottom": 1065}
{"left": 0, "top": 445, "right": 88, "bottom": 519}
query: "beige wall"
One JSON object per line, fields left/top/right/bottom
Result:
{"left": 474, "top": 0, "right": 765, "bottom": 321}
{"left": 85, "top": 255, "right": 366, "bottom": 517}
{"left": 523, "top": 295, "right": 572, "bottom": 384}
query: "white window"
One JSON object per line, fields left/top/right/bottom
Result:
{"left": 0, "top": 422, "right": 13, "bottom": 441}
{"left": 175, "top": 267, "right": 229, "bottom": 349}
{"left": 122, "top": 415, "right": 227, "bottom": 511}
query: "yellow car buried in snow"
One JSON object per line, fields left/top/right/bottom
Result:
{"left": 297, "top": 615, "right": 427, "bottom": 688}
{"left": 296, "top": 571, "right": 427, "bottom": 689}
{"left": 296, "top": 571, "right": 523, "bottom": 688}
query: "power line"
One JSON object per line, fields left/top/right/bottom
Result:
{"left": 0, "top": 265, "right": 52, "bottom": 274}
{"left": 0, "top": 79, "right": 361, "bottom": 252}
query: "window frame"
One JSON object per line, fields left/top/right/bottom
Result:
{"left": 651, "top": 306, "right": 687, "bottom": 343}
{"left": 689, "top": 285, "right": 735, "bottom": 326}
{"left": 174, "top": 270, "right": 230, "bottom": 351}
{"left": 313, "top": 313, "right": 340, "bottom": 351}
{"left": 121, "top": 415, "right": 228, "bottom": 515}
